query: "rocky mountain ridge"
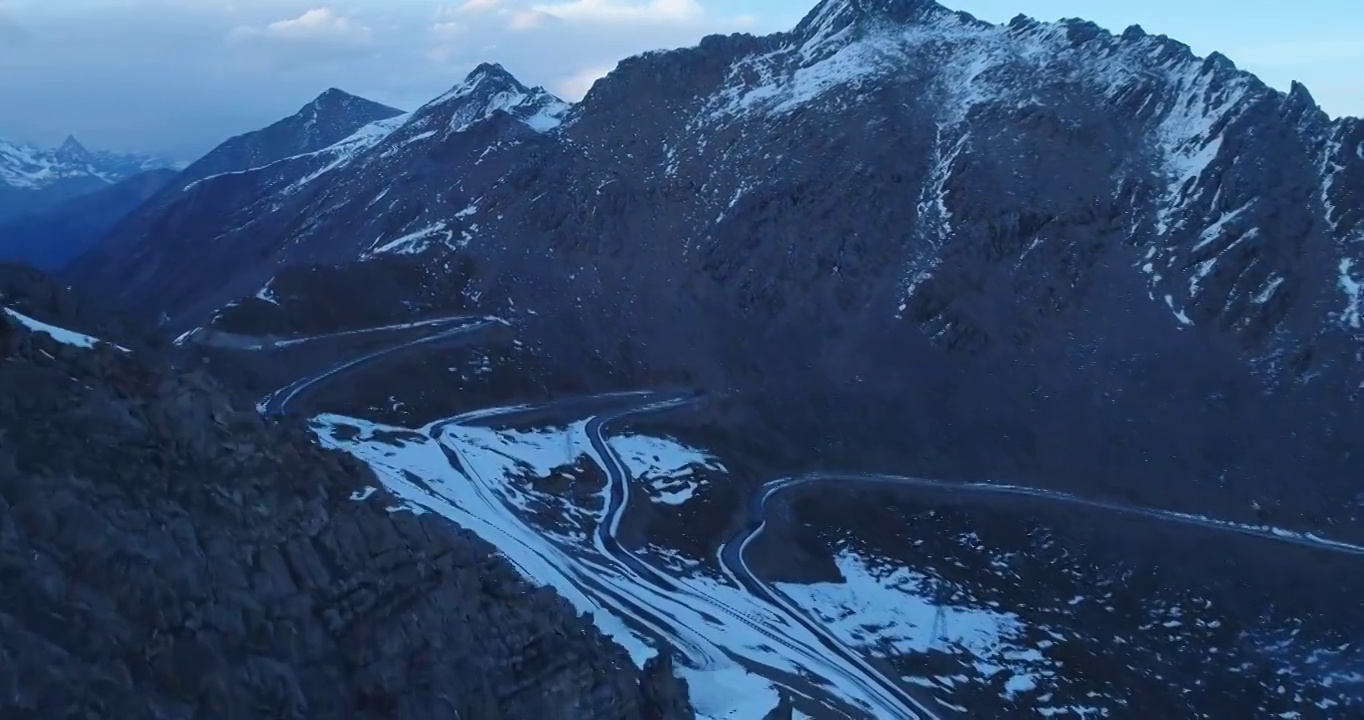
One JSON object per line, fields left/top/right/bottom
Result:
{"left": 0, "top": 262, "right": 695, "bottom": 719}
{"left": 65, "top": 0, "right": 1364, "bottom": 530}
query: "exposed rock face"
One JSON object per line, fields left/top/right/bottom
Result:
{"left": 64, "top": 0, "right": 1364, "bottom": 530}
{"left": 761, "top": 691, "right": 794, "bottom": 720}
{"left": 0, "top": 271, "right": 693, "bottom": 719}
{"left": 639, "top": 647, "right": 694, "bottom": 720}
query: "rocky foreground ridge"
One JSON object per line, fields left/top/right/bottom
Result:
{"left": 0, "top": 263, "right": 692, "bottom": 719}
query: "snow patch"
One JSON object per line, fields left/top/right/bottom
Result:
{"left": 607, "top": 433, "right": 725, "bottom": 506}
{"left": 1339, "top": 259, "right": 1363, "bottom": 329}
{"left": 366, "top": 222, "right": 454, "bottom": 256}
{"left": 4, "top": 307, "right": 128, "bottom": 352}
{"left": 311, "top": 409, "right": 937, "bottom": 719}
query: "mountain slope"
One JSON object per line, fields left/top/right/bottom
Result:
{"left": 173, "top": 88, "right": 405, "bottom": 189}
{"left": 0, "top": 265, "right": 693, "bottom": 719}
{"left": 0, "top": 168, "right": 178, "bottom": 270}
{"left": 61, "top": 89, "right": 405, "bottom": 286}
{"left": 69, "top": 64, "right": 566, "bottom": 325}
{"left": 67, "top": 0, "right": 1364, "bottom": 531}
{"left": 0, "top": 135, "right": 180, "bottom": 222}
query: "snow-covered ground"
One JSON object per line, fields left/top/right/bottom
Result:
{"left": 607, "top": 433, "right": 725, "bottom": 505}
{"left": 4, "top": 306, "right": 127, "bottom": 352}
{"left": 309, "top": 407, "right": 1076, "bottom": 719}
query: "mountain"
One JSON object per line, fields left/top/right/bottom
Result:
{"left": 174, "top": 87, "right": 405, "bottom": 189}
{"left": 69, "top": 65, "right": 561, "bottom": 321}
{"left": 0, "top": 134, "right": 181, "bottom": 222}
{"left": 0, "top": 168, "right": 178, "bottom": 270}
{"left": 0, "top": 261, "right": 693, "bottom": 718}
{"left": 62, "top": 88, "right": 405, "bottom": 284}
{"left": 67, "top": 0, "right": 1364, "bottom": 533}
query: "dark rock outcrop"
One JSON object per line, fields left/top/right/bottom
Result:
{"left": 0, "top": 274, "right": 693, "bottom": 719}
{"left": 639, "top": 647, "right": 694, "bottom": 720}
{"left": 761, "top": 691, "right": 793, "bottom": 720}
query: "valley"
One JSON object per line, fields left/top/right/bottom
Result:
{"left": 3, "top": 0, "right": 1362, "bottom": 717}
{"left": 210, "top": 313, "right": 1364, "bottom": 718}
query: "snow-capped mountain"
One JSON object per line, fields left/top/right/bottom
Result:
{"left": 68, "top": 0, "right": 1364, "bottom": 532}
{"left": 0, "top": 134, "right": 181, "bottom": 221}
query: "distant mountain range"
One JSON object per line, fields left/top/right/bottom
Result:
{"left": 0, "top": 134, "right": 182, "bottom": 221}
{"left": 64, "top": 0, "right": 1364, "bottom": 532}
{"left": 0, "top": 89, "right": 402, "bottom": 272}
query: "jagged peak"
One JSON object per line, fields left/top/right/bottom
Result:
{"left": 468, "top": 62, "right": 519, "bottom": 83}
{"left": 51, "top": 134, "right": 96, "bottom": 167}
{"left": 304, "top": 87, "right": 370, "bottom": 114}
{"left": 435, "top": 62, "right": 532, "bottom": 102}
{"left": 58, "top": 134, "right": 86, "bottom": 152}
{"left": 793, "top": 0, "right": 970, "bottom": 38}
{"left": 292, "top": 88, "right": 398, "bottom": 122}
{"left": 425, "top": 61, "right": 569, "bottom": 113}
{"left": 315, "top": 87, "right": 356, "bottom": 102}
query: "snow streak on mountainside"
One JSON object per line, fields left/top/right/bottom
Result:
{"left": 170, "top": 88, "right": 405, "bottom": 190}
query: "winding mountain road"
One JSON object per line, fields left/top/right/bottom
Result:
{"left": 259, "top": 315, "right": 497, "bottom": 416}
{"left": 246, "top": 317, "right": 1364, "bottom": 720}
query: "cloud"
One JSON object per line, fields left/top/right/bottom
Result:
{"left": 452, "top": 0, "right": 504, "bottom": 13}
{"left": 553, "top": 63, "right": 615, "bottom": 99}
{"left": 531, "top": 0, "right": 705, "bottom": 25}
{"left": 229, "top": 7, "right": 373, "bottom": 47}
{"left": 226, "top": 7, "right": 376, "bottom": 71}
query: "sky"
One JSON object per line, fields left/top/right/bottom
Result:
{"left": 0, "top": 0, "right": 1359, "bottom": 158}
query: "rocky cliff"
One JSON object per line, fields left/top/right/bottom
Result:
{"left": 0, "top": 263, "right": 693, "bottom": 719}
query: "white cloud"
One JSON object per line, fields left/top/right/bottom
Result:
{"left": 553, "top": 62, "right": 615, "bottom": 99}
{"left": 531, "top": 0, "right": 705, "bottom": 25}
{"left": 431, "top": 21, "right": 464, "bottom": 39}
{"left": 230, "top": 7, "right": 373, "bottom": 45}
{"left": 507, "top": 9, "right": 550, "bottom": 30}
{"left": 453, "top": 0, "right": 504, "bottom": 13}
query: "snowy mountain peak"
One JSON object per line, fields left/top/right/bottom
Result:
{"left": 55, "top": 135, "right": 93, "bottom": 163}
{"left": 469, "top": 62, "right": 524, "bottom": 87}
{"left": 794, "top": 0, "right": 966, "bottom": 42}
{"left": 418, "top": 64, "right": 569, "bottom": 134}
{"left": 433, "top": 63, "right": 534, "bottom": 106}
{"left": 0, "top": 133, "right": 178, "bottom": 196}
